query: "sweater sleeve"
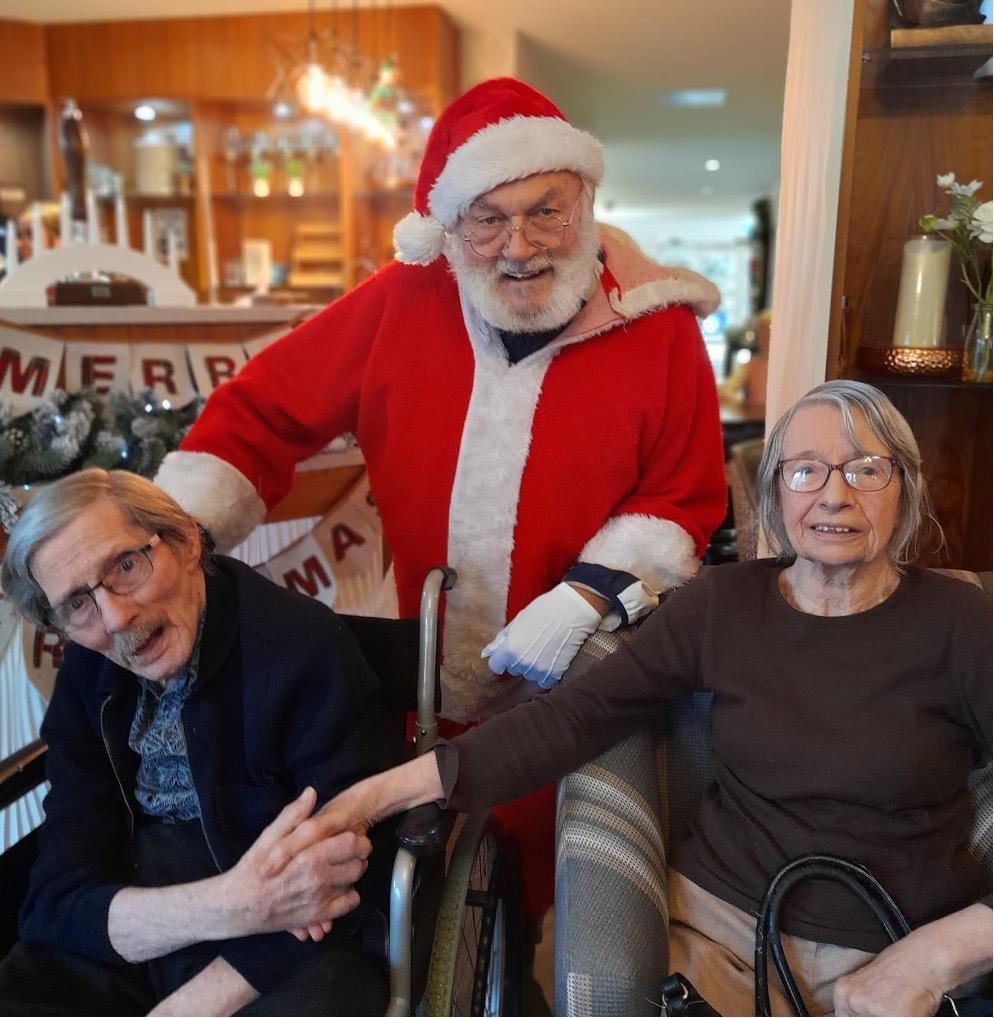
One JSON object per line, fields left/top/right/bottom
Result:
{"left": 576, "top": 308, "right": 727, "bottom": 591}
{"left": 442, "top": 572, "right": 714, "bottom": 811}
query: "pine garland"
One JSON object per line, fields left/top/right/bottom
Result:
{"left": 0, "top": 389, "right": 203, "bottom": 531}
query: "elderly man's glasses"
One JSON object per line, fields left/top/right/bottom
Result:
{"left": 460, "top": 195, "right": 582, "bottom": 258}
{"left": 46, "top": 534, "right": 161, "bottom": 630}
{"left": 779, "top": 456, "right": 897, "bottom": 494}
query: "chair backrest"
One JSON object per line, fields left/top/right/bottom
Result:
{"left": 726, "top": 438, "right": 764, "bottom": 562}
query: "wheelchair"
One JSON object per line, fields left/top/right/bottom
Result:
{"left": 0, "top": 566, "right": 521, "bottom": 1017}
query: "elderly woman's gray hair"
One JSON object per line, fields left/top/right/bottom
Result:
{"left": 757, "top": 380, "right": 939, "bottom": 566}
{"left": 2, "top": 469, "right": 211, "bottom": 627}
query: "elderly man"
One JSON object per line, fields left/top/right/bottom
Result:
{"left": 155, "top": 77, "right": 728, "bottom": 922}
{"left": 0, "top": 469, "right": 388, "bottom": 1016}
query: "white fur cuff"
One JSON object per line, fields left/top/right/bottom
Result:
{"left": 579, "top": 514, "right": 700, "bottom": 592}
{"left": 154, "top": 451, "right": 266, "bottom": 552}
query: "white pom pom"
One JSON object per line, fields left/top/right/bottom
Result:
{"left": 393, "top": 211, "right": 445, "bottom": 265}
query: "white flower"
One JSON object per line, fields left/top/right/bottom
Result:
{"left": 971, "top": 202, "right": 993, "bottom": 244}
{"left": 951, "top": 179, "right": 983, "bottom": 197}
{"left": 937, "top": 172, "right": 956, "bottom": 188}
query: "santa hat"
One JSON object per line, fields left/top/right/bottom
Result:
{"left": 394, "top": 77, "right": 603, "bottom": 265}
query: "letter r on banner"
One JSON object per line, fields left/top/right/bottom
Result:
{"left": 143, "top": 359, "right": 177, "bottom": 393}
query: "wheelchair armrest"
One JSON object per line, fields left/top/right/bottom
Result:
{"left": 0, "top": 740, "right": 47, "bottom": 812}
{"left": 396, "top": 802, "right": 457, "bottom": 857}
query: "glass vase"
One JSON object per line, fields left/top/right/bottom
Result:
{"left": 962, "top": 301, "right": 992, "bottom": 384}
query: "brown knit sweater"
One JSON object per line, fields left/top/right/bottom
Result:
{"left": 437, "top": 560, "right": 992, "bottom": 950}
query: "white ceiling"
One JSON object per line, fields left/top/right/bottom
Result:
{"left": 1, "top": 0, "right": 792, "bottom": 216}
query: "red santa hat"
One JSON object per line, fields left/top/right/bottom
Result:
{"left": 393, "top": 77, "right": 604, "bottom": 265}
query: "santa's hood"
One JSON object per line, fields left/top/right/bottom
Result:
{"left": 555, "top": 225, "right": 720, "bottom": 347}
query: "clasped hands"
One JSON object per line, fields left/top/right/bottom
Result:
{"left": 228, "top": 785, "right": 372, "bottom": 944}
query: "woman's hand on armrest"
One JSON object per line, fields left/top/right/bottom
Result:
{"left": 833, "top": 902, "right": 993, "bottom": 1017}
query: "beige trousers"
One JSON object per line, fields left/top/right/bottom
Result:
{"left": 667, "top": 870, "right": 875, "bottom": 1017}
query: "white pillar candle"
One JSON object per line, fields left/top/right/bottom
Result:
{"left": 31, "top": 202, "right": 43, "bottom": 255}
{"left": 115, "top": 193, "right": 128, "bottom": 247}
{"left": 85, "top": 189, "right": 99, "bottom": 244}
{"left": 59, "top": 192, "right": 72, "bottom": 245}
{"left": 143, "top": 209, "right": 156, "bottom": 259}
{"left": 5, "top": 218, "right": 18, "bottom": 271}
{"left": 892, "top": 236, "right": 952, "bottom": 348}
{"left": 166, "top": 228, "right": 179, "bottom": 274}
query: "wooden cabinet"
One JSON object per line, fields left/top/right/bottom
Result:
{"left": 3, "top": 7, "right": 458, "bottom": 299}
{"left": 829, "top": 0, "right": 992, "bottom": 570}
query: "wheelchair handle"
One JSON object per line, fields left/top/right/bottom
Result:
{"left": 416, "top": 567, "right": 456, "bottom": 755}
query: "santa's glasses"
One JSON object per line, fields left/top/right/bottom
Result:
{"left": 458, "top": 195, "right": 581, "bottom": 258}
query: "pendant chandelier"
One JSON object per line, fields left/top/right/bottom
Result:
{"left": 268, "top": 0, "right": 404, "bottom": 150}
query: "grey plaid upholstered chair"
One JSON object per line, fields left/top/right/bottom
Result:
{"left": 553, "top": 572, "right": 992, "bottom": 1018}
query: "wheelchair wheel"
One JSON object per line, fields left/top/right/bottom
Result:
{"left": 423, "top": 811, "right": 520, "bottom": 1016}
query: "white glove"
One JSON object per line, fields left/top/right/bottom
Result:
{"left": 482, "top": 583, "right": 603, "bottom": 689}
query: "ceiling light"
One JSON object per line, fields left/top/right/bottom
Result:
{"left": 659, "top": 89, "right": 726, "bottom": 108}
{"left": 134, "top": 104, "right": 156, "bottom": 122}
{"left": 705, "top": 159, "right": 720, "bottom": 172}
{"left": 272, "top": 101, "right": 293, "bottom": 119}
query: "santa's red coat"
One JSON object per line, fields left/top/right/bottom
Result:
{"left": 158, "top": 228, "right": 727, "bottom": 722}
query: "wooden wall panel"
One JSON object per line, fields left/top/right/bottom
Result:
{"left": 44, "top": 7, "right": 459, "bottom": 111}
{"left": 0, "top": 20, "right": 47, "bottom": 105}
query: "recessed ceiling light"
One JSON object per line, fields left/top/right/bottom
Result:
{"left": 705, "top": 159, "right": 720, "bottom": 172}
{"left": 659, "top": 89, "right": 726, "bottom": 108}
{"left": 134, "top": 104, "right": 156, "bottom": 122}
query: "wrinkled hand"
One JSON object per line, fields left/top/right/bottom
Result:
{"left": 223, "top": 786, "right": 371, "bottom": 944}
{"left": 833, "top": 936, "right": 945, "bottom": 1017}
{"left": 482, "top": 582, "right": 603, "bottom": 688}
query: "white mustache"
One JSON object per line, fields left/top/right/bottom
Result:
{"left": 494, "top": 252, "right": 555, "bottom": 276}
{"left": 116, "top": 621, "right": 163, "bottom": 662}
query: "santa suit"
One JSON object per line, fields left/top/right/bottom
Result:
{"left": 159, "top": 226, "right": 727, "bottom": 723}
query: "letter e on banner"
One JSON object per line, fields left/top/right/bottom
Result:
{"left": 0, "top": 325, "right": 63, "bottom": 413}
{"left": 187, "top": 343, "right": 248, "bottom": 396}
{"left": 266, "top": 534, "right": 337, "bottom": 608}
{"left": 65, "top": 341, "right": 131, "bottom": 397}
{"left": 22, "top": 623, "right": 66, "bottom": 702}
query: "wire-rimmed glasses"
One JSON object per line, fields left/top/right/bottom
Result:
{"left": 459, "top": 195, "right": 581, "bottom": 258}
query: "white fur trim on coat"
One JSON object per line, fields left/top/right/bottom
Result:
{"left": 439, "top": 295, "right": 554, "bottom": 722}
{"left": 428, "top": 116, "right": 604, "bottom": 227}
{"left": 578, "top": 514, "right": 700, "bottom": 593}
{"left": 154, "top": 451, "right": 266, "bottom": 553}
{"left": 393, "top": 210, "right": 445, "bottom": 265}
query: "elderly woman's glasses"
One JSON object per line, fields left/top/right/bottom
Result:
{"left": 46, "top": 534, "right": 161, "bottom": 630}
{"left": 779, "top": 456, "right": 897, "bottom": 493}
{"left": 460, "top": 195, "right": 581, "bottom": 258}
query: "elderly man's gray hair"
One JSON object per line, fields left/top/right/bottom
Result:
{"left": 2, "top": 469, "right": 211, "bottom": 628}
{"left": 757, "top": 379, "right": 940, "bottom": 566}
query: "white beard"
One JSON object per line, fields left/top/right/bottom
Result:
{"left": 444, "top": 205, "right": 601, "bottom": 334}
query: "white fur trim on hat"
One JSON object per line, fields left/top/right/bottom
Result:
{"left": 393, "top": 210, "right": 445, "bottom": 265}
{"left": 154, "top": 450, "right": 265, "bottom": 552}
{"left": 428, "top": 115, "right": 603, "bottom": 227}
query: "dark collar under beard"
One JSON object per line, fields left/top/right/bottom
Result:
{"left": 445, "top": 218, "right": 601, "bottom": 334}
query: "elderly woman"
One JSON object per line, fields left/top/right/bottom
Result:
{"left": 276, "top": 380, "right": 991, "bottom": 1016}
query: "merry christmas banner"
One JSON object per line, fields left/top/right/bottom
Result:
{"left": 0, "top": 321, "right": 291, "bottom": 414}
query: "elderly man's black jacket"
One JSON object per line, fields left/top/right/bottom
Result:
{"left": 19, "top": 555, "right": 391, "bottom": 992}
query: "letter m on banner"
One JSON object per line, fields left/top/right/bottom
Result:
{"left": 0, "top": 325, "right": 63, "bottom": 412}
{"left": 266, "top": 535, "right": 337, "bottom": 608}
